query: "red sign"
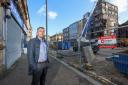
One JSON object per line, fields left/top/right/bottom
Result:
{"left": 98, "top": 45, "right": 117, "bottom": 48}
{"left": 98, "top": 36, "right": 117, "bottom": 48}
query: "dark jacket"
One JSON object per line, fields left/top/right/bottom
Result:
{"left": 27, "top": 37, "right": 49, "bottom": 75}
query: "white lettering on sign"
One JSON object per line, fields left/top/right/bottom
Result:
{"left": 98, "top": 36, "right": 117, "bottom": 45}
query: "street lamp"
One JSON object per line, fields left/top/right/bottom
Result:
{"left": 45, "top": 0, "right": 48, "bottom": 45}
{"left": 45, "top": 0, "right": 48, "bottom": 57}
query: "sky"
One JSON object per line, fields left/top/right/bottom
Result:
{"left": 27, "top": 0, "right": 128, "bottom": 37}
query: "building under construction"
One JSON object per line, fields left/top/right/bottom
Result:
{"left": 90, "top": 0, "right": 118, "bottom": 39}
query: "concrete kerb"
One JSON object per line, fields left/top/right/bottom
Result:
{"left": 48, "top": 50, "right": 117, "bottom": 85}
{"left": 49, "top": 54, "right": 102, "bottom": 85}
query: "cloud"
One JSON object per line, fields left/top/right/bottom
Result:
{"left": 111, "top": 0, "right": 128, "bottom": 13}
{"left": 90, "top": 0, "right": 128, "bottom": 23}
{"left": 37, "top": 4, "right": 58, "bottom": 20}
{"left": 91, "top": 0, "right": 128, "bottom": 13}
{"left": 91, "top": 0, "right": 97, "bottom": 2}
{"left": 48, "top": 11, "right": 58, "bottom": 19}
{"left": 37, "top": 5, "right": 46, "bottom": 14}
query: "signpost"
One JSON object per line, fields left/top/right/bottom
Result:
{"left": 98, "top": 35, "right": 117, "bottom": 48}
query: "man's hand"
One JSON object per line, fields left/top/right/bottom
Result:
{"left": 32, "top": 64, "right": 37, "bottom": 71}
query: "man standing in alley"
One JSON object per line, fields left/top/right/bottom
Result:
{"left": 27, "top": 27, "right": 49, "bottom": 85}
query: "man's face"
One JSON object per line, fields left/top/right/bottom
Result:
{"left": 37, "top": 28, "right": 45, "bottom": 38}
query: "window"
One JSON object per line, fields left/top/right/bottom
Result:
{"left": 101, "top": 3, "right": 105, "bottom": 7}
{"left": 112, "top": 6, "right": 114, "bottom": 10}
{"left": 115, "top": 7, "right": 118, "bottom": 11}
{"left": 106, "top": 5, "right": 108, "bottom": 9}
{"left": 102, "top": 9, "right": 106, "bottom": 14}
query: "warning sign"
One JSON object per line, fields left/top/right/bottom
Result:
{"left": 98, "top": 36, "right": 117, "bottom": 48}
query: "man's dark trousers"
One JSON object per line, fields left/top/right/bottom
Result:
{"left": 31, "top": 62, "right": 48, "bottom": 85}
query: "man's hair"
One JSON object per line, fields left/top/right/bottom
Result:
{"left": 36, "top": 27, "right": 45, "bottom": 39}
{"left": 37, "top": 27, "right": 45, "bottom": 31}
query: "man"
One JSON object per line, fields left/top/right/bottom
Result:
{"left": 27, "top": 27, "right": 49, "bottom": 85}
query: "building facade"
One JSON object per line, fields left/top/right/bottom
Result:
{"left": 50, "top": 33, "right": 63, "bottom": 49}
{"left": 68, "top": 19, "right": 86, "bottom": 47}
{"left": 50, "top": 33, "right": 63, "bottom": 43}
{"left": 0, "top": 0, "right": 31, "bottom": 71}
{"left": 69, "top": 22, "right": 78, "bottom": 40}
{"left": 83, "top": 12, "right": 90, "bottom": 27}
{"left": 77, "top": 19, "right": 84, "bottom": 37}
{"left": 90, "top": 0, "right": 118, "bottom": 39}
{"left": 118, "top": 21, "right": 128, "bottom": 38}
{"left": 117, "top": 20, "right": 128, "bottom": 46}
{"left": 62, "top": 12, "right": 89, "bottom": 48}
{"left": 63, "top": 27, "right": 69, "bottom": 41}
